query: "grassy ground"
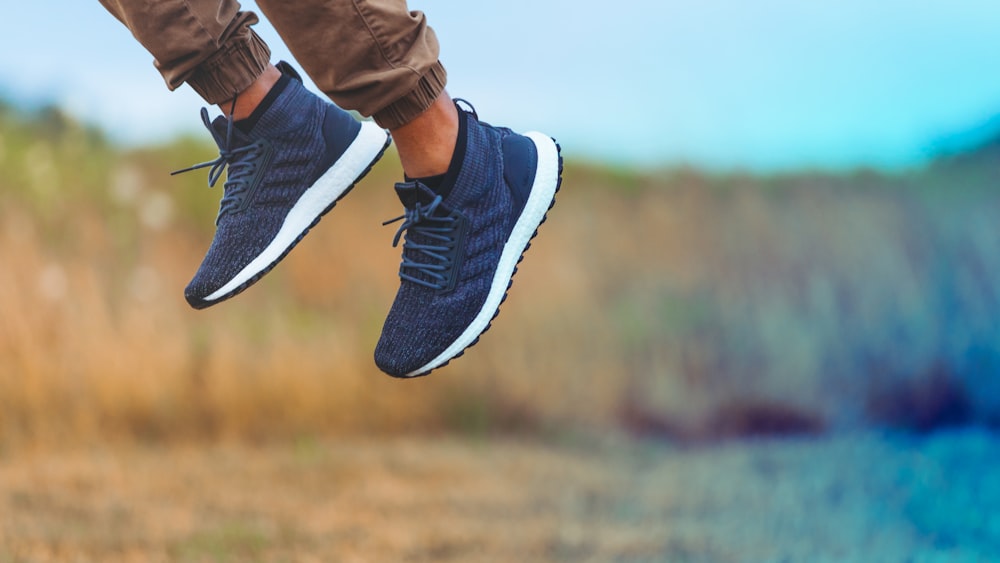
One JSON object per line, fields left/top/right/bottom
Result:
{"left": 3, "top": 431, "right": 1000, "bottom": 562}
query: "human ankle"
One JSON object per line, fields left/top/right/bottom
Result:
{"left": 217, "top": 64, "right": 282, "bottom": 121}
{"left": 392, "top": 92, "right": 459, "bottom": 179}
{"left": 406, "top": 110, "right": 467, "bottom": 199}
{"left": 234, "top": 72, "right": 290, "bottom": 134}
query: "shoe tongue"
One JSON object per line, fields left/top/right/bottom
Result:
{"left": 209, "top": 115, "right": 251, "bottom": 148}
{"left": 394, "top": 181, "right": 439, "bottom": 208}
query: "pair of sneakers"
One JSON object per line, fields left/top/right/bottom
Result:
{"left": 176, "top": 63, "right": 562, "bottom": 378}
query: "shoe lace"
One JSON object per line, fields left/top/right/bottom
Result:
{"left": 382, "top": 193, "right": 459, "bottom": 291}
{"left": 171, "top": 99, "right": 264, "bottom": 221}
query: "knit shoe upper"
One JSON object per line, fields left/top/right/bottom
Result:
{"left": 375, "top": 104, "right": 562, "bottom": 377}
{"left": 178, "top": 63, "right": 390, "bottom": 309}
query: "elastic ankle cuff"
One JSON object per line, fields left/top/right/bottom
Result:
{"left": 373, "top": 62, "right": 447, "bottom": 130}
{"left": 186, "top": 28, "right": 271, "bottom": 105}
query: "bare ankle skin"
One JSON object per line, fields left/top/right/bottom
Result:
{"left": 216, "top": 64, "right": 282, "bottom": 120}
{"left": 390, "top": 92, "right": 459, "bottom": 179}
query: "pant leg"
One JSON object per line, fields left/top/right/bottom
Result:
{"left": 98, "top": 0, "right": 271, "bottom": 104}
{"left": 255, "top": 0, "right": 447, "bottom": 129}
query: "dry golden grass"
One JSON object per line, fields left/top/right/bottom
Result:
{"left": 0, "top": 134, "right": 652, "bottom": 446}
{"left": 2, "top": 108, "right": 1000, "bottom": 450}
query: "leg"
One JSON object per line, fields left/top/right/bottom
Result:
{"left": 96, "top": 0, "right": 269, "bottom": 105}
{"left": 254, "top": 0, "right": 457, "bottom": 178}
{"left": 389, "top": 94, "right": 459, "bottom": 179}
{"left": 254, "top": 0, "right": 445, "bottom": 129}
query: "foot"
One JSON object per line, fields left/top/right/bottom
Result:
{"left": 175, "top": 62, "right": 390, "bottom": 309}
{"left": 375, "top": 101, "right": 563, "bottom": 377}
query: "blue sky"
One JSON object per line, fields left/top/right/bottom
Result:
{"left": 4, "top": 1, "right": 1000, "bottom": 171}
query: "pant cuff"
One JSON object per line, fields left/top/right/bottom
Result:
{"left": 372, "top": 61, "right": 448, "bottom": 130}
{"left": 186, "top": 28, "right": 271, "bottom": 105}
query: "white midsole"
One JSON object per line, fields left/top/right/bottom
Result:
{"left": 204, "top": 120, "right": 388, "bottom": 302}
{"left": 404, "top": 131, "right": 560, "bottom": 377}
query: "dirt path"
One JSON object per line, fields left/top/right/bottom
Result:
{"left": 1, "top": 430, "right": 998, "bottom": 561}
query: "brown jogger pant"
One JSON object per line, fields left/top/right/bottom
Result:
{"left": 97, "top": 0, "right": 447, "bottom": 129}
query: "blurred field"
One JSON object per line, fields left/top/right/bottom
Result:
{"left": 3, "top": 431, "right": 1000, "bottom": 561}
{"left": 2, "top": 104, "right": 1000, "bottom": 448}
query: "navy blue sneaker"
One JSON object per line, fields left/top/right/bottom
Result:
{"left": 175, "top": 62, "right": 389, "bottom": 309}
{"left": 375, "top": 102, "right": 562, "bottom": 377}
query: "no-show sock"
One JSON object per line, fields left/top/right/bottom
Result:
{"left": 404, "top": 107, "right": 469, "bottom": 199}
{"left": 234, "top": 73, "right": 291, "bottom": 134}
